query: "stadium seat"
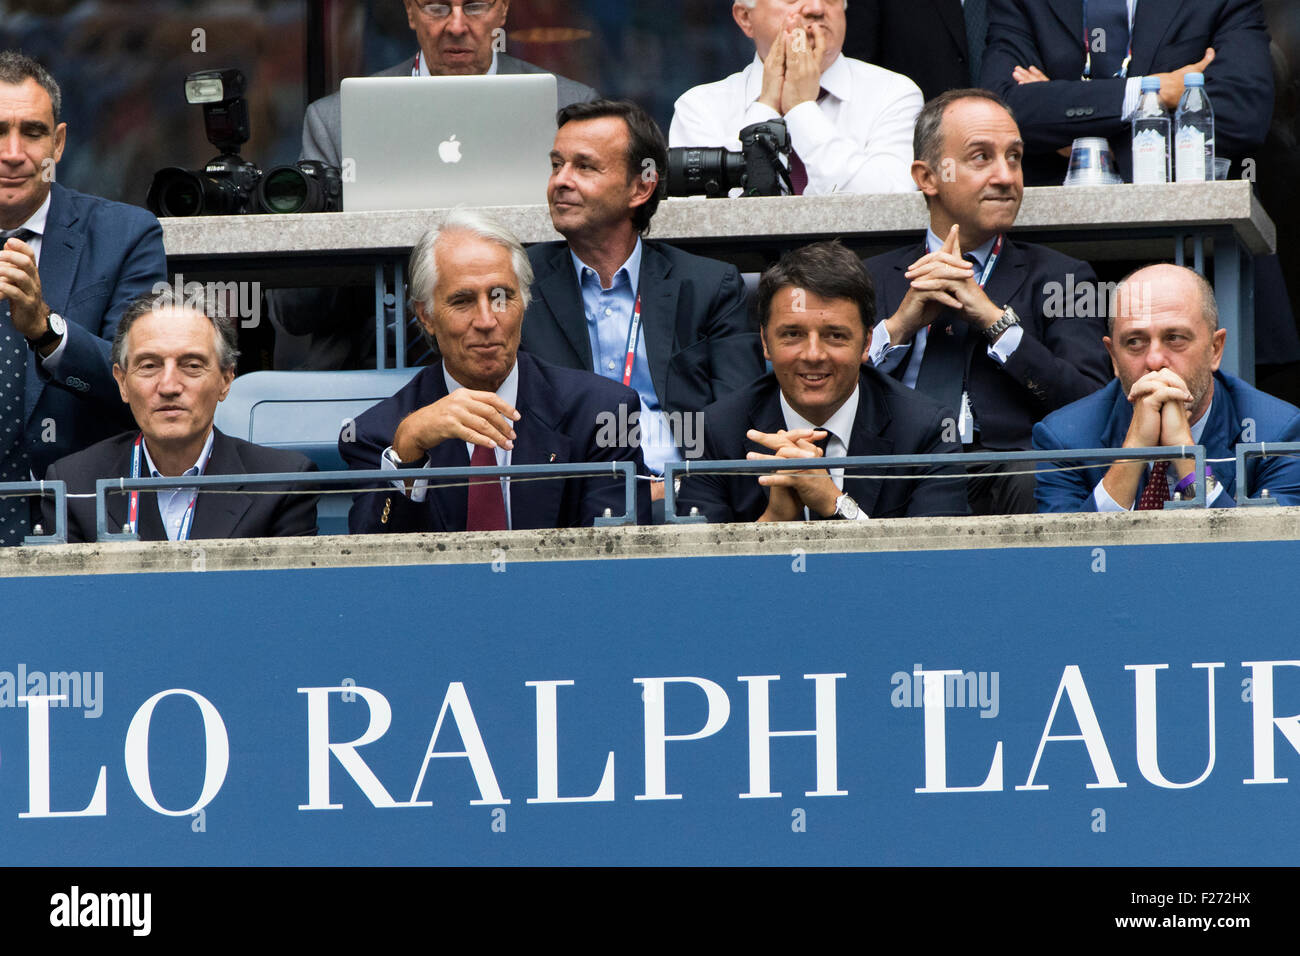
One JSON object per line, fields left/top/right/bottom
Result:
{"left": 214, "top": 369, "right": 421, "bottom": 535}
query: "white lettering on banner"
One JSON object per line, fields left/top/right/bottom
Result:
{"left": 409, "top": 682, "right": 509, "bottom": 805}
{"left": 738, "top": 674, "right": 847, "bottom": 799}
{"left": 1127, "top": 663, "right": 1223, "bottom": 789}
{"left": 914, "top": 669, "right": 1004, "bottom": 793}
{"left": 298, "top": 685, "right": 431, "bottom": 810}
{"left": 1018, "top": 666, "right": 1127, "bottom": 791}
{"left": 526, "top": 680, "right": 615, "bottom": 804}
{"left": 634, "top": 676, "right": 730, "bottom": 800}
{"left": 18, "top": 694, "right": 107, "bottom": 818}
{"left": 1242, "top": 660, "right": 1300, "bottom": 784}
{"left": 124, "top": 689, "right": 230, "bottom": 816}
{"left": 10, "top": 663, "right": 1300, "bottom": 825}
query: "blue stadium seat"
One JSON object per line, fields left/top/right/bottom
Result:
{"left": 214, "top": 369, "right": 421, "bottom": 535}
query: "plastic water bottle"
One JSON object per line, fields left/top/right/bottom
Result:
{"left": 1131, "top": 76, "right": 1170, "bottom": 183}
{"left": 1173, "top": 72, "right": 1214, "bottom": 182}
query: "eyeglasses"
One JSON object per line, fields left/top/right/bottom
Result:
{"left": 414, "top": 1, "right": 497, "bottom": 19}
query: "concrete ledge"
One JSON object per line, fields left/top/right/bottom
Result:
{"left": 160, "top": 181, "right": 1274, "bottom": 258}
{"left": 5, "top": 506, "right": 1300, "bottom": 578}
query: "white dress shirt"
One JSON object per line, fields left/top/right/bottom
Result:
{"left": 669, "top": 53, "right": 923, "bottom": 195}
{"left": 777, "top": 386, "right": 870, "bottom": 520}
{"left": 381, "top": 363, "right": 520, "bottom": 528}
{"left": 1091, "top": 398, "right": 1225, "bottom": 510}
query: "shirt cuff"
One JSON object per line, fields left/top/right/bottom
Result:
{"left": 986, "top": 324, "right": 1024, "bottom": 365}
{"left": 381, "top": 445, "right": 429, "bottom": 502}
{"left": 1092, "top": 477, "right": 1128, "bottom": 512}
{"left": 1121, "top": 76, "right": 1144, "bottom": 122}
{"left": 35, "top": 326, "right": 70, "bottom": 371}
{"left": 868, "top": 319, "right": 909, "bottom": 372}
{"left": 743, "top": 100, "right": 782, "bottom": 127}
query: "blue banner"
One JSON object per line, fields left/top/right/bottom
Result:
{"left": 2, "top": 541, "right": 1298, "bottom": 865}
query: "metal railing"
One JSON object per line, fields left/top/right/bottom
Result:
{"left": 1234, "top": 442, "right": 1300, "bottom": 507}
{"left": 662, "top": 446, "right": 1209, "bottom": 522}
{"left": 0, "top": 480, "right": 68, "bottom": 545}
{"left": 92, "top": 460, "right": 639, "bottom": 541}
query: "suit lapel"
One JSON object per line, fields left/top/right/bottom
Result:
{"left": 1202, "top": 375, "right": 1240, "bottom": 498}
{"left": 1130, "top": 0, "right": 1181, "bottom": 76}
{"left": 188, "top": 430, "right": 253, "bottom": 539}
{"left": 1047, "top": 0, "right": 1082, "bottom": 44}
{"left": 536, "top": 245, "right": 593, "bottom": 368}
{"left": 935, "top": 0, "right": 969, "bottom": 54}
{"left": 420, "top": 367, "right": 468, "bottom": 532}
{"left": 638, "top": 242, "right": 677, "bottom": 410}
{"left": 508, "top": 356, "right": 569, "bottom": 530}
{"left": 844, "top": 373, "right": 894, "bottom": 517}
{"left": 26, "top": 184, "right": 82, "bottom": 421}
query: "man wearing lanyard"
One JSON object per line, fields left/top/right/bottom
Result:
{"left": 44, "top": 293, "right": 319, "bottom": 542}
{"left": 980, "top": 0, "right": 1271, "bottom": 186}
{"left": 521, "top": 99, "right": 764, "bottom": 507}
{"left": 863, "top": 89, "right": 1111, "bottom": 514}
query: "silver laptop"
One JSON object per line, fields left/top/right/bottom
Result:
{"left": 340, "top": 74, "right": 557, "bottom": 211}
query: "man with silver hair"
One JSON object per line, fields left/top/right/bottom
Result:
{"left": 669, "top": 0, "right": 922, "bottom": 194}
{"left": 341, "top": 209, "right": 651, "bottom": 532}
{"left": 43, "top": 291, "right": 318, "bottom": 542}
{"left": 1033, "top": 263, "right": 1300, "bottom": 511}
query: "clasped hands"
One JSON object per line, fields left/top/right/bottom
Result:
{"left": 883, "top": 224, "right": 1002, "bottom": 347}
{"left": 393, "top": 388, "right": 519, "bottom": 464}
{"left": 748, "top": 427, "right": 842, "bottom": 522}
{"left": 0, "top": 234, "right": 52, "bottom": 342}
{"left": 1101, "top": 367, "right": 1198, "bottom": 507}
{"left": 757, "top": 22, "right": 827, "bottom": 115}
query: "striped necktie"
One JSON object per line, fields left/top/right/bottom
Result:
{"left": 0, "top": 228, "right": 35, "bottom": 545}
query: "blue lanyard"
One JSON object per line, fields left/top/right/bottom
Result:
{"left": 1081, "top": 0, "right": 1135, "bottom": 80}
{"left": 129, "top": 433, "right": 201, "bottom": 540}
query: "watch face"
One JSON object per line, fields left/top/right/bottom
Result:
{"left": 48, "top": 313, "right": 66, "bottom": 336}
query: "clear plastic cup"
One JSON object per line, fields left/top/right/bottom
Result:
{"left": 1063, "top": 137, "right": 1123, "bottom": 186}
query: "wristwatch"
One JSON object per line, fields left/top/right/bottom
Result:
{"left": 984, "top": 305, "right": 1020, "bottom": 343}
{"left": 833, "top": 493, "right": 861, "bottom": 520}
{"left": 27, "top": 311, "right": 65, "bottom": 351}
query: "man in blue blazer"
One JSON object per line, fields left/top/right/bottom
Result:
{"left": 1033, "top": 263, "right": 1300, "bottom": 511}
{"left": 980, "top": 0, "right": 1272, "bottom": 186}
{"left": 864, "top": 90, "right": 1111, "bottom": 513}
{"left": 0, "top": 53, "right": 166, "bottom": 542}
{"left": 342, "top": 209, "right": 650, "bottom": 532}
{"left": 521, "top": 99, "right": 763, "bottom": 481}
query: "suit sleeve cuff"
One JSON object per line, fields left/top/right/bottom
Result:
{"left": 869, "top": 320, "right": 909, "bottom": 371}
{"left": 986, "top": 324, "right": 1024, "bottom": 365}
{"left": 1122, "top": 77, "right": 1144, "bottom": 121}
{"left": 382, "top": 445, "right": 430, "bottom": 501}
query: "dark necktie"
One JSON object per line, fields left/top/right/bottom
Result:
{"left": 1136, "top": 460, "right": 1171, "bottom": 510}
{"left": 1090, "top": 0, "right": 1130, "bottom": 79}
{"left": 913, "top": 252, "right": 977, "bottom": 416}
{"left": 808, "top": 430, "right": 835, "bottom": 521}
{"left": 0, "top": 228, "right": 35, "bottom": 545}
{"left": 787, "top": 88, "right": 828, "bottom": 195}
{"left": 466, "top": 442, "right": 507, "bottom": 531}
{"left": 964, "top": 0, "right": 989, "bottom": 86}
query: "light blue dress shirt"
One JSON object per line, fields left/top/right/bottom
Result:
{"left": 570, "top": 239, "right": 677, "bottom": 474}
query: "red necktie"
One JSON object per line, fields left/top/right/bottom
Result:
{"left": 1136, "top": 460, "right": 1171, "bottom": 510}
{"left": 467, "top": 443, "right": 507, "bottom": 531}
{"left": 787, "top": 88, "right": 828, "bottom": 195}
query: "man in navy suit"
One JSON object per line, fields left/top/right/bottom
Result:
{"left": 342, "top": 209, "right": 650, "bottom": 532}
{"left": 677, "top": 240, "right": 968, "bottom": 523}
{"left": 0, "top": 52, "right": 166, "bottom": 543}
{"left": 864, "top": 89, "right": 1111, "bottom": 513}
{"left": 45, "top": 294, "right": 318, "bottom": 543}
{"left": 980, "top": 0, "right": 1272, "bottom": 186}
{"left": 1033, "top": 263, "right": 1300, "bottom": 511}
{"left": 521, "top": 98, "right": 763, "bottom": 486}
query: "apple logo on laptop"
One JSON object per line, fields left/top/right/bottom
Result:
{"left": 438, "top": 134, "right": 463, "bottom": 164}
